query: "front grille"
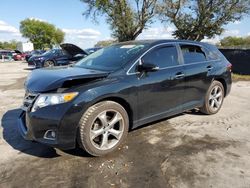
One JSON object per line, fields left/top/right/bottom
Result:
{"left": 22, "top": 91, "right": 38, "bottom": 111}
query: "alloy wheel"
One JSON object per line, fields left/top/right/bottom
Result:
{"left": 44, "top": 61, "right": 54, "bottom": 67}
{"left": 208, "top": 85, "right": 223, "bottom": 111}
{"left": 90, "top": 110, "right": 124, "bottom": 150}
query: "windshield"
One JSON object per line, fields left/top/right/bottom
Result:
{"left": 42, "top": 49, "right": 59, "bottom": 56}
{"left": 75, "top": 43, "right": 149, "bottom": 71}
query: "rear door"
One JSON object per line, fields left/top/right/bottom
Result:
{"left": 179, "top": 43, "right": 212, "bottom": 109}
{"left": 134, "top": 44, "right": 185, "bottom": 123}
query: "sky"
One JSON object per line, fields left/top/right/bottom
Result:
{"left": 0, "top": 0, "right": 250, "bottom": 49}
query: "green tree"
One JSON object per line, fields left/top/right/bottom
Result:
{"left": 158, "top": 0, "right": 250, "bottom": 41}
{"left": 0, "top": 40, "right": 19, "bottom": 50}
{"left": 94, "top": 40, "right": 116, "bottom": 47}
{"left": 19, "top": 19, "right": 65, "bottom": 49}
{"left": 81, "top": 0, "right": 158, "bottom": 42}
{"left": 220, "top": 36, "right": 250, "bottom": 47}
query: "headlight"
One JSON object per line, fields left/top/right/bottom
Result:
{"left": 37, "top": 57, "right": 44, "bottom": 61}
{"left": 31, "top": 92, "right": 78, "bottom": 112}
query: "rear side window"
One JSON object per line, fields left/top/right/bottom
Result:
{"left": 204, "top": 44, "right": 223, "bottom": 60}
{"left": 180, "top": 44, "right": 207, "bottom": 64}
{"left": 142, "top": 46, "right": 179, "bottom": 68}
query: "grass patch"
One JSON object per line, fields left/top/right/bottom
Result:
{"left": 232, "top": 73, "right": 250, "bottom": 81}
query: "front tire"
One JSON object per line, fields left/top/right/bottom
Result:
{"left": 200, "top": 80, "right": 224, "bottom": 115}
{"left": 78, "top": 101, "right": 129, "bottom": 156}
{"left": 44, "top": 60, "right": 54, "bottom": 67}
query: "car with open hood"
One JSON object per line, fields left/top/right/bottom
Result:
{"left": 28, "top": 43, "right": 88, "bottom": 68}
{"left": 19, "top": 40, "right": 232, "bottom": 156}
{"left": 25, "top": 50, "right": 46, "bottom": 62}
{"left": 12, "top": 50, "right": 28, "bottom": 61}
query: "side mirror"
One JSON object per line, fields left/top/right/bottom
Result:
{"left": 72, "top": 54, "right": 87, "bottom": 61}
{"left": 137, "top": 63, "right": 159, "bottom": 72}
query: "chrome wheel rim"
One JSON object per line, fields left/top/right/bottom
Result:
{"left": 44, "top": 61, "right": 54, "bottom": 67}
{"left": 90, "top": 110, "right": 124, "bottom": 150}
{"left": 209, "top": 85, "right": 223, "bottom": 111}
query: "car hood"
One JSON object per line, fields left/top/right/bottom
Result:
{"left": 60, "top": 43, "right": 88, "bottom": 57}
{"left": 29, "top": 54, "right": 48, "bottom": 60}
{"left": 14, "top": 50, "right": 22, "bottom": 54}
{"left": 25, "top": 66, "right": 109, "bottom": 92}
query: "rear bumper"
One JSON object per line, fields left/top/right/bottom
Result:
{"left": 225, "top": 72, "right": 232, "bottom": 97}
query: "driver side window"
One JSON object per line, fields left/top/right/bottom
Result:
{"left": 57, "top": 50, "right": 64, "bottom": 56}
{"left": 142, "top": 45, "right": 179, "bottom": 68}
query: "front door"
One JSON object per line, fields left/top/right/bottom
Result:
{"left": 135, "top": 44, "right": 185, "bottom": 124}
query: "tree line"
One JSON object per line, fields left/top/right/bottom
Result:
{"left": 219, "top": 36, "right": 250, "bottom": 48}
{"left": 0, "top": 40, "right": 18, "bottom": 50}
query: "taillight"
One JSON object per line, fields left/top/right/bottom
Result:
{"left": 227, "top": 63, "right": 232, "bottom": 72}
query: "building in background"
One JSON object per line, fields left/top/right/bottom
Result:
{"left": 16, "top": 42, "right": 34, "bottom": 52}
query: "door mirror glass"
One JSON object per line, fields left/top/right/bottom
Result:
{"left": 72, "top": 54, "right": 87, "bottom": 61}
{"left": 137, "top": 63, "right": 159, "bottom": 72}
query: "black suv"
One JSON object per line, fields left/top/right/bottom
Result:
{"left": 19, "top": 40, "right": 232, "bottom": 156}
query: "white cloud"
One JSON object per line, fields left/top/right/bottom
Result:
{"left": 0, "top": 20, "right": 19, "bottom": 34}
{"left": 233, "top": 20, "right": 241, "bottom": 25}
{"left": 63, "top": 28, "right": 101, "bottom": 39}
{"left": 223, "top": 29, "right": 240, "bottom": 36}
{"left": 62, "top": 28, "right": 102, "bottom": 49}
{"left": 202, "top": 29, "right": 242, "bottom": 44}
{"left": 202, "top": 36, "right": 220, "bottom": 44}
{"left": 28, "top": 17, "right": 47, "bottom": 22}
{"left": 138, "top": 26, "right": 175, "bottom": 40}
{"left": 0, "top": 20, "right": 25, "bottom": 42}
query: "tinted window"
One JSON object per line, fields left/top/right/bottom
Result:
{"left": 57, "top": 50, "right": 64, "bottom": 56}
{"left": 75, "top": 43, "right": 150, "bottom": 71}
{"left": 204, "top": 44, "right": 221, "bottom": 60}
{"left": 181, "top": 45, "right": 206, "bottom": 64}
{"left": 142, "top": 46, "right": 178, "bottom": 68}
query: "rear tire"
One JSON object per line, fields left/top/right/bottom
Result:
{"left": 200, "top": 80, "right": 224, "bottom": 115}
{"left": 78, "top": 101, "right": 129, "bottom": 156}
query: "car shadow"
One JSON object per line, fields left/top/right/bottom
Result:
{"left": 130, "top": 113, "right": 184, "bottom": 132}
{"left": 130, "top": 109, "right": 207, "bottom": 132}
{"left": 184, "top": 108, "right": 208, "bottom": 116}
{"left": 1, "top": 108, "right": 60, "bottom": 158}
{"left": 23, "top": 67, "right": 35, "bottom": 71}
{"left": 1, "top": 108, "right": 93, "bottom": 158}
{"left": 1, "top": 108, "right": 205, "bottom": 158}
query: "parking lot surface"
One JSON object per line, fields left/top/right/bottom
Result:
{"left": 0, "top": 62, "right": 250, "bottom": 188}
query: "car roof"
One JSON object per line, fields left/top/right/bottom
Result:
{"left": 115, "top": 39, "right": 212, "bottom": 48}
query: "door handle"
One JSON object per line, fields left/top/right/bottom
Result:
{"left": 175, "top": 72, "right": 185, "bottom": 79}
{"left": 207, "top": 65, "right": 213, "bottom": 71}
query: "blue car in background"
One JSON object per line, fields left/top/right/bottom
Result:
{"left": 28, "top": 43, "right": 88, "bottom": 68}
{"left": 25, "top": 50, "right": 46, "bottom": 62}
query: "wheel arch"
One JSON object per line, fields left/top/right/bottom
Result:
{"left": 214, "top": 78, "right": 227, "bottom": 97}
{"left": 44, "top": 59, "right": 56, "bottom": 65}
{"left": 95, "top": 96, "right": 134, "bottom": 130}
